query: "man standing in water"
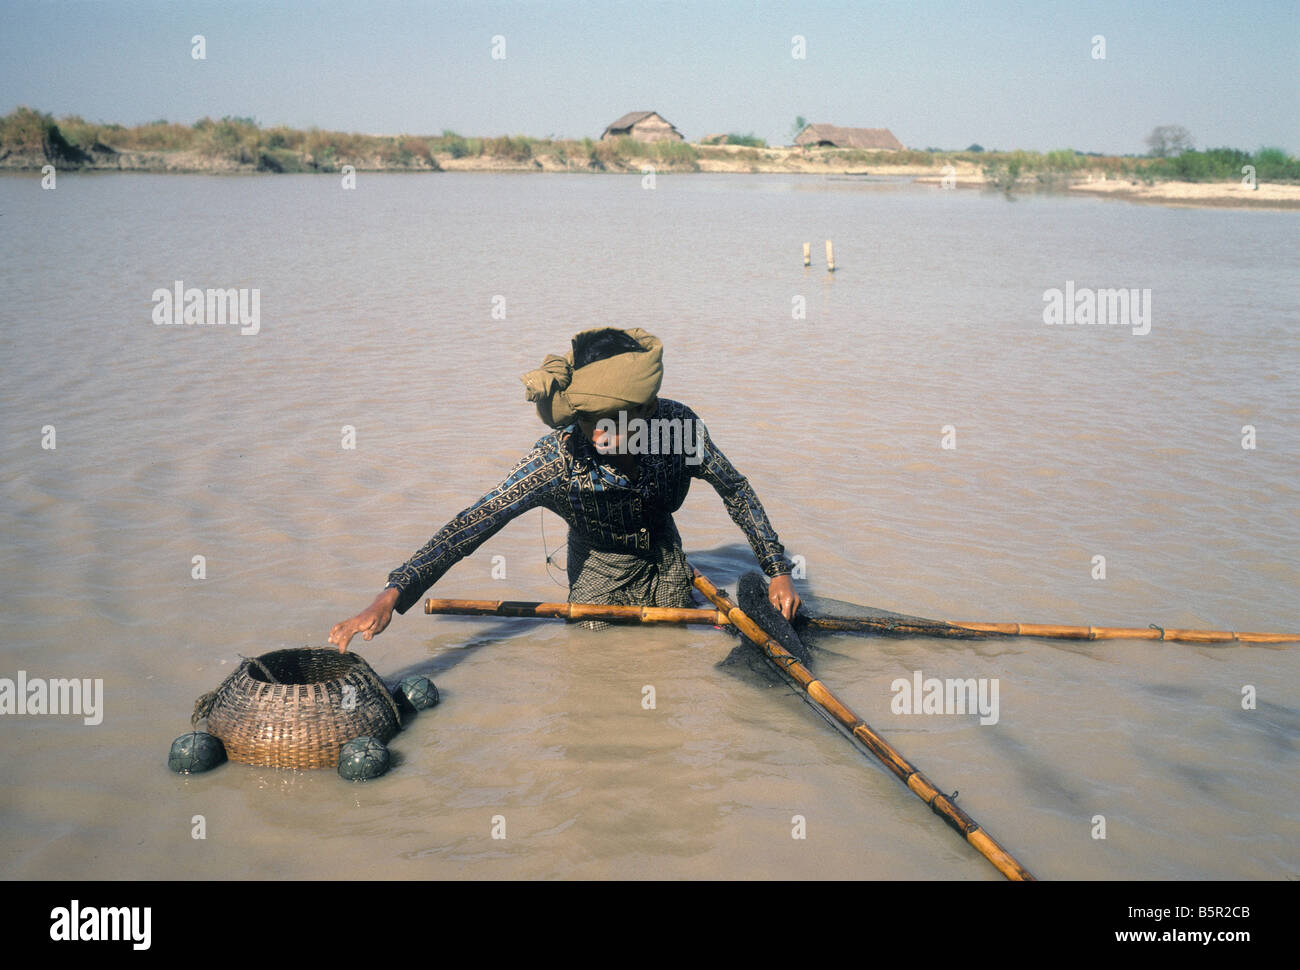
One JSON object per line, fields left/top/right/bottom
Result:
{"left": 329, "top": 327, "right": 800, "bottom": 651}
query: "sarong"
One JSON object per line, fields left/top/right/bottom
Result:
{"left": 566, "top": 521, "right": 694, "bottom": 630}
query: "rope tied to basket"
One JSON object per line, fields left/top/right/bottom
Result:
{"left": 191, "top": 654, "right": 281, "bottom": 727}
{"left": 246, "top": 655, "right": 280, "bottom": 683}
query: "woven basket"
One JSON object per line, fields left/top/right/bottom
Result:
{"left": 193, "top": 648, "right": 401, "bottom": 770}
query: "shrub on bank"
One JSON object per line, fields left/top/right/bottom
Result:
{"left": 1142, "top": 146, "right": 1299, "bottom": 182}
{"left": 483, "top": 135, "right": 534, "bottom": 161}
{"left": 0, "top": 106, "right": 82, "bottom": 159}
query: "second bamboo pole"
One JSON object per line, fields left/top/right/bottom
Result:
{"left": 693, "top": 571, "right": 1036, "bottom": 881}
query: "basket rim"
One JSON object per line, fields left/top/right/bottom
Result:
{"left": 243, "top": 647, "right": 374, "bottom": 686}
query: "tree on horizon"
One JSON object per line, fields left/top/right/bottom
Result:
{"left": 1145, "top": 125, "right": 1193, "bottom": 158}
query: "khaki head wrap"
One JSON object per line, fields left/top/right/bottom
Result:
{"left": 521, "top": 328, "right": 663, "bottom": 428}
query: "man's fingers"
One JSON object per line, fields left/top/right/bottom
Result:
{"left": 770, "top": 591, "right": 801, "bottom": 621}
{"left": 327, "top": 606, "right": 390, "bottom": 654}
{"left": 330, "top": 615, "right": 370, "bottom": 652}
{"left": 769, "top": 590, "right": 795, "bottom": 621}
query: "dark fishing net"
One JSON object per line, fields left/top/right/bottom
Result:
{"left": 795, "top": 592, "right": 995, "bottom": 640}
{"left": 736, "top": 571, "right": 814, "bottom": 666}
{"left": 713, "top": 573, "right": 996, "bottom": 684}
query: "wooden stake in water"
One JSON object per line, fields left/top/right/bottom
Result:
{"left": 803, "top": 242, "right": 811, "bottom": 267}
{"left": 826, "top": 239, "right": 836, "bottom": 271}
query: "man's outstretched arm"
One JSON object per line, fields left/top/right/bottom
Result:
{"left": 329, "top": 442, "right": 565, "bottom": 651}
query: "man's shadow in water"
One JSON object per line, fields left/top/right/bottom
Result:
{"left": 379, "top": 616, "right": 545, "bottom": 708}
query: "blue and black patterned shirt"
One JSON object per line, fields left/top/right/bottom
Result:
{"left": 385, "top": 398, "right": 792, "bottom": 613}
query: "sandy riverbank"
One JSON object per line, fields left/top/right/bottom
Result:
{"left": 1065, "top": 177, "right": 1300, "bottom": 208}
{"left": 911, "top": 167, "right": 1300, "bottom": 209}
{"left": 4, "top": 141, "right": 1296, "bottom": 210}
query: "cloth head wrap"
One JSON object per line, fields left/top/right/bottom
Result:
{"left": 520, "top": 327, "right": 663, "bottom": 428}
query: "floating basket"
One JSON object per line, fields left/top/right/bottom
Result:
{"left": 192, "top": 648, "right": 402, "bottom": 770}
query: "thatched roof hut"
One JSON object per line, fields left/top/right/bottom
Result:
{"left": 601, "top": 111, "right": 684, "bottom": 143}
{"left": 794, "top": 124, "right": 904, "bottom": 150}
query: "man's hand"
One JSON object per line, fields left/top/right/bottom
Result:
{"left": 768, "top": 574, "right": 801, "bottom": 621}
{"left": 329, "top": 587, "right": 400, "bottom": 652}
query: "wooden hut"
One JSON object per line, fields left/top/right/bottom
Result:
{"left": 794, "top": 124, "right": 904, "bottom": 150}
{"left": 601, "top": 111, "right": 684, "bottom": 143}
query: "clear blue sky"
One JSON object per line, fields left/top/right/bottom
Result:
{"left": 3, "top": 0, "right": 1296, "bottom": 154}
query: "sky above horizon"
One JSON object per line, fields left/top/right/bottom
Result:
{"left": 3, "top": 0, "right": 1296, "bottom": 155}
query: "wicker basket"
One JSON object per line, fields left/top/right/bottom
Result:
{"left": 193, "top": 648, "right": 402, "bottom": 770}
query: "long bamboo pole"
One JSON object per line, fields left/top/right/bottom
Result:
{"left": 945, "top": 621, "right": 1298, "bottom": 644}
{"left": 692, "top": 571, "right": 1036, "bottom": 881}
{"left": 426, "top": 598, "right": 1299, "bottom": 645}
{"left": 805, "top": 615, "right": 1299, "bottom": 643}
{"left": 424, "top": 598, "right": 727, "bottom": 625}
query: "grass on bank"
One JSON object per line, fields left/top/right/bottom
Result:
{"left": 2, "top": 107, "right": 446, "bottom": 171}
{"left": 3, "top": 107, "right": 1296, "bottom": 181}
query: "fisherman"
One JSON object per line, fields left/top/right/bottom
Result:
{"left": 329, "top": 326, "right": 800, "bottom": 651}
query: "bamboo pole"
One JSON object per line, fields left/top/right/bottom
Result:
{"left": 692, "top": 571, "right": 1036, "bottom": 881}
{"left": 825, "top": 239, "right": 836, "bottom": 271}
{"left": 425, "top": 598, "right": 1299, "bottom": 645}
{"left": 803, "top": 242, "right": 811, "bottom": 266}
{"left": 808, "top": 615, "right": 1298, "bottom": 644}
{"left": 425, "top": 598, "right": 727, "bottom": 626}
{"left": 946, "top": 621, "right": 1298, "bottom": 644}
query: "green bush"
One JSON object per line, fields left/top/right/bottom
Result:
{"left": 1138, "top": 146, "right": 1299, "bottom": 182}
{"left": 1252, "top": 147, "right": 1300, "bottom": 180}
{"left": 1043, "top": 149, "right": 1084, "bottom": 172}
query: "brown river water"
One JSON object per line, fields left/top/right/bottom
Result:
{"left": 1, "top": 172, "right": 1297, "bottom": 880}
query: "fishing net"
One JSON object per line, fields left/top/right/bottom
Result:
{"left": 729, "top": 572, "right": 994, "bottom": 676}
{"left": 795, "top": 593, "right": 995, "bottom": 639}
{"left": 736, "top": 571, "right": 814, "bottom": 665}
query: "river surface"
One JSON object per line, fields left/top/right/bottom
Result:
{"left": 1, "top": 172, "right": 1297, "bottom": 880}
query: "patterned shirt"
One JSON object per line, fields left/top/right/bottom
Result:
{"left": 385, "top": 398, "right": 792, "bottom": 614}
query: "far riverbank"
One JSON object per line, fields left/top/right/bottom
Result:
{"left": 3, "top": 108, "right": 1296, "bottom": 210}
